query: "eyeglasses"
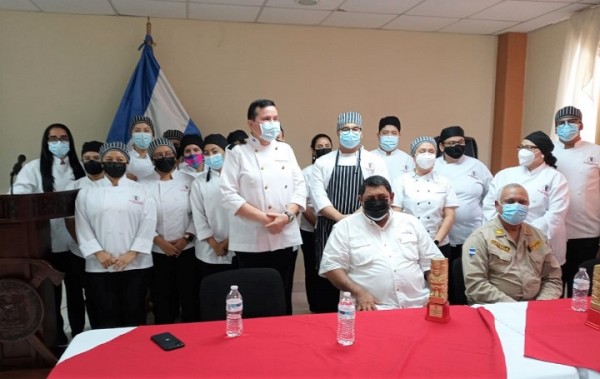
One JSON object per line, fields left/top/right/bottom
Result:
{"left": 48, "top": 136, "right": 70, "bottom": 143}
{"left": 517, "top": 145, "right": 539, "bottom": 151}
{"left": 153, "top": 153, "right": 176, "bottom": 159}
{"left": 340, "top": 127, "right": 362, "bottom": 133}
{"left": 443, "top": 141, "right": 465, "bottom": 147}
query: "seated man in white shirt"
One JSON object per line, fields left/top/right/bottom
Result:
{"left": 319, "top": 175, "right": 444, "bottom": 311}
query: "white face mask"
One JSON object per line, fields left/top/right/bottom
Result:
{"left": 518, "top": 149, "right": 535, "bottom": 167}
{"left": 415, "top": 152, "right": 436, "bottom": 170}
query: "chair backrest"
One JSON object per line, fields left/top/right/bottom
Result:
{"left": 578, "top": 258, "right": 600, "bottom": 296}
{"left": 199, "top": 268, "right": 287, "bottom": 321}
{"left": 434, "top": 136, "right": 479, "bottom": 159}
{"left": 450, "top": 258, "right": 468, "bottom": 305}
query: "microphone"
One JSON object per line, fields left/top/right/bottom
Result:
{"left": 10, "top": 154, "right": 26, "bottom": 177}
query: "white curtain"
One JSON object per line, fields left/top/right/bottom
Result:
{"left": 555, "top": 6, "right": 600, "bottom": 143}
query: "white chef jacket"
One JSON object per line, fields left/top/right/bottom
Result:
{"left": 482, "top": 163, "right": 570, "bottom": 265}
{"left": 66, "top": 176, "right": 112, "bottom": 257}
{"left": 190, "top": 170, "right": 234, "bottom": 264}
{"left": 127, "top": 149, "right": 155, "bottom": 181}
{"left": 299, "top": 164, "right": 315, "bottom": 232}
{"left": 179, "top": 163, "right": 207, "bottom": 179}
{"left": 319, "top": 211, "right": 443, "bottom": 309}
{"left": 75, "top": 176, "right": 157, "bottom": 273}
{"left": 370, "top": 147, "right": 415, "bottom": 183}
{"left": 434, "top": 155, "right": 492, "bottom": 245}
{"left": 220, "top": 137, "right": 306, "bottom": 252}
{"left": 392, "top": 171, "right": 459, "bottom": 246}
{"left": 139, "top": 170, "right": 195, "bottom": 254}
{"left": 11, "top": 157, "right": 78, "bottom": 253}
{"left": 310, "top": 148, "right": 389, "bottom": 213}
{"left": 554, "top": 140, "right": 600, "bottom": 239}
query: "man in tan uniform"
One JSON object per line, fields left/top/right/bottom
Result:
{"left": 462, "top": 183, "right": 562, "bottom": 304}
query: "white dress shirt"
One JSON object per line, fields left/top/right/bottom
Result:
{"left": 434, "top": 155, "right": 492, "bottom": 245}
{"left": 370, "top": 147, "right": 415, "bottom": 183}
{"left": 139, "top": 170, "right": 195, "bottom": 254}
{"left": 190, "top": 170, "right": 234, "bottom": 264}
{"left": 127, "top": 149, "right": 155, "bottom": 181}
{"left": 310, "top": 148, "right": 389, "bottom": 213}
{"left": 554, "top": 140, "right": 600, "bottom": 239}
{"left": 482, "top": 164, "right": 570, "bottom": 265}
{"left": 392, "top": 171, "right": 459, "bottom": 246}
{"left": 12, "top": 157, "right": 78, "bottom": 252}
{"left": 220, "top": 137, "right": 306, "bottom": 252}
{"left": 75, "top": 177, "right": 157, "bottom": 273}
{"left": 319, "top": 211, "right": 443, "bottom": 309}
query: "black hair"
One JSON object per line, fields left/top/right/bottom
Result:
{"left": 310, "top": 133, "right": 332, "bottom": 149}
{"left": 247, "top": 99, "right": 276, "bottom": 120}
{"left": 359, "top": 175, "right": 392, "bottom": 196}
{"left": 40, "top": 123, "right": 85, "bottom": 192}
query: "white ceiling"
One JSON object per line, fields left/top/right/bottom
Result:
{"left": 2, "top": 0, "right": 599, "bottom": 35}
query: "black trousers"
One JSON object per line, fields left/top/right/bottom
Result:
{"left": 151, "top": 248, "right": 200, "bottom": 324}
{"left": 46, "top": 251, "right": 76, "bottom": 343}
{"left": 86, "top": 268, "right": 151, "bottom": 329}
{"left": 197, "top": 257, "right": 238, "bottom": 284}
{"left": 562, "top": 237, "right": 599, "bottom": 297}
{"left": 235, "top": 248, "right": 297, "bottom": 315}
{"left": 447, "top": 244, "right": 463, "bottom": 305}
{"left": 300, "top": 230, "right": 320, "bottom": 312}
{"left": 66, "top": 253, "right": 92, "bottom": 336}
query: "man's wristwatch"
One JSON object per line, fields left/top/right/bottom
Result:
{"left": 433, "top": 239, "right": 440, "bottom": 246}
{"left": 183, "top": 233, "right": 196, "bottom": 243}
{"left": 283, "top": 210, "right": 295, "bottom": 223}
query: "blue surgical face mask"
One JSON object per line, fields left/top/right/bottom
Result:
{"left": 205, "top": 153, "right": 224, "bottom": 171}
{"left": 556, "top": 122, "right": 579, "bottom": 142}
{"left": 259, "top": 121, "right": 281, "bottom": 142}
{"left": 48, "top": 141, "right": 70, "bottom": 159}
{"left": 339, "top": 130, "right": 361, "bottom": 149}
{"left": 131, "top": 132, "right": 153, "bottom": 149}
{"left": 379, "top": 136, "right": 398, "bottom": 152}
{"left": 499, "top": 203, "right": 528, "bottom": 225}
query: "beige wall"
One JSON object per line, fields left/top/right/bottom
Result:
{"left": 0, "top": 10, "right": 498, "bottom": 190}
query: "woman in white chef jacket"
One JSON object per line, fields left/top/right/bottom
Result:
{"left": 190, "top": 134, "right": 236, "bottom": 282}
{"left": 140, "top": 138, "right": 199, "bottom": 324}
{"left": 75, "top": 142, "right": 157, "bottom": 329}
{"left": 126, "top": 116, "right": 156, "bottom": 181}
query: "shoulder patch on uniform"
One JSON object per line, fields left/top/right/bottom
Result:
{"left": 528, "top": 240, "right": 542, "bottom": 252}
{"left": 490, "top": 239, "right": 510, "bottom": 252}
{"left": 468, "top": 246, "right": 476, "bottom": 257}
{"left": 495, "top": 228, "right": 504, "bottom": 236}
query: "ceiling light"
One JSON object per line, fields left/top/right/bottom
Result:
{"left": 296, "top": 0, "right": 318, "bottom": 5}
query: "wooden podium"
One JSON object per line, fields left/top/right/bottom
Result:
{"left": 0, "top": 190, "right": 78, "bottom": 369}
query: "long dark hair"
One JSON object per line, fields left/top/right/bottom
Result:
{"left": 40, "top": 123, "right": 85, "bottom": 192}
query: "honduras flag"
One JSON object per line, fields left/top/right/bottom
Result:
{"left": 107, "top": 33, "right": 200, "bottom": 143}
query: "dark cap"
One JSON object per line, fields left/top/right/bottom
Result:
{"left": 227, "top": 129, "right": 249, "bottom": 145}
{"left": 378, "top": 116, "right": 401, "bottom": 132}
{"left": 81, "top": 141, "right": 103, "bottom": 156}
{"left": 181, "top": 134, "right": 204, "bottom": 152}
{"left": 204, "top": 134, "right": 228, "bottom": 150}
{"left": 555, "top": 106, "right": 582, "bottom": 123}
{"left": 439, "top": 126, "right": 465, "bottom": 142}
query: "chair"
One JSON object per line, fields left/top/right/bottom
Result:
{"left": 450, "top": 258, "right": 468, "bottom": 305}
{"left": 434, "top": 136, "right": 479, "bottom": 159}
{"left": 199, "top": 268, "right": 286, "bottom": 321}
{"left": 578, "top": 258, "right": 600, "bottom": 296}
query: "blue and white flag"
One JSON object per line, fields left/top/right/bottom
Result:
{"left": 107, "top": 33, "right": 200, "bottom": 143}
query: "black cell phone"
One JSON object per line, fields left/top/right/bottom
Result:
{"left": 151, "top": 332, "right": 185, "bottom": 351}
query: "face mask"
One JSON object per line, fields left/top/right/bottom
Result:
{"left": 154, "top": 157, "right": 177, "bottom": 173}
{"left": 444, "top": 145, "right": 465, "bottom": 159}
{"left": 205, "top": 153, "right": 224, "bottom": 171}
{"left": 131, "top": 132, "right": 153, "bottom": 149}
{"left": 184, "top": 154, "right": 204, "bottom": 169}
{"left": 363, "top": 199, "right": 390, "bottom": 221}
{"left": 315, "top": 148, "right": 332, "bottom": 159}
{"left": 48, "top": 141, "right": 70, "bottom": 159}
{"left": 499, "top": 203, "right": 528, "bottom": 225}
{"left": 556, "top": 123, "right": 579, "bottom": 142}
{"left": 415, "top": 152, "right": 436, "bottom": 170}
{"left": 83, "top": 160, "right": 103, "bottom": 175}
{"left": 339, "top": 131, "right": 361, "bottom": 149}
{"left": 518, "top": 149, "right": 535, "bottom": 167}
{"left": 103, "top": 162, "right": 127, "bottom": 179}
{"left": 379, "top": 136, "right": 399, "bottom": 152}
{"left": 259, "top": 121, "right": 281, "bottom": 142}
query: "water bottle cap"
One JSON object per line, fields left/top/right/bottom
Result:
{"left": 342, "top": 291, "right": 351, "bottom": 297}
{"left": 231, "top": 285, "right": 238, "bottom": 290}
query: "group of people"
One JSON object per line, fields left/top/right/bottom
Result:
{"left": 11, "top": 100, "right": 599, "bottom": 346}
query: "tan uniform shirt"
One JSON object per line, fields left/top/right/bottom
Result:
{"left": 462, "top": 217, "right": 562, "bottom": 304}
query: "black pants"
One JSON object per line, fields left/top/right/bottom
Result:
{"left": 86, "top": 268, "right": 151, "bottom": 329}
{"left": 66, "top": 253, "right": 91, "bottom": 336}
{"left": 562, "top": 237, "right": 599, "bottom": 297}
{"left": 235, "top": 248, "right": 297, "bottom": 315}
{"left": 197, "top": 257, "right": 238, "bottom": 284}
{"left": 300, "top": 230, "right": 321, "bottom": 312}
{"left": 152, "top": 248, "right": 200, "bottom": 324}
{"left": 46, "top": 251, "right": 75, "bottom": 343}
{"left": 447, "top": 244, "right": 463, "bottom": 305}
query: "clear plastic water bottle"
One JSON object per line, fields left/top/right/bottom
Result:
{"left": 572, "top": 268, "right": 590, "bottom": 312}
{"left": 226, "top": 285, "right": 243, "bottom": 337}
{"left": 337, "top": 291, "right": 355, "bottom": 346}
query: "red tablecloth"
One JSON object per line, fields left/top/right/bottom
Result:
{"left": 524, "top": 298, "right": 600, "bottom": 372}
{"left": 50, "top": 306, "right": 506, "bottom": 378}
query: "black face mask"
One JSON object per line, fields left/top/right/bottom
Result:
{"left": 315, "top": 148, "right": 332, "bottom": 160}
{"left": 103, "top": 162, "right": 127, "bottom": 179}
{"left": 154, "top": 157, "right": 177, "bottom": 173}
{"left": 363, "top": 199, "right": 390, "bottom": 221}
{"left": 83, "top": 160, "right": 103, "bottom": 175}
{"left": 444, "top": 144, "right": 465, "bottom": 159}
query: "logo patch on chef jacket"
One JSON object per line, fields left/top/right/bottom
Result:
{"left": 129, "top": 195, "right": 144, "bottom": 205}
{"left": 468, "top": 247, "right": 476, "bottom": 257}
{"left": 181, "top": 185, "right": 190, "bottom": 192}
{"left": 527, "top": 240, "right": 542, "bottom": 252}
{"left": 468, "top": 171, "right": 478, "bottom": 180}
{"left": 585, "top": 156, "right": 596, "bottom": 165}
{"left": 490, "top": 239, "right": 510, "bottom": 252}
